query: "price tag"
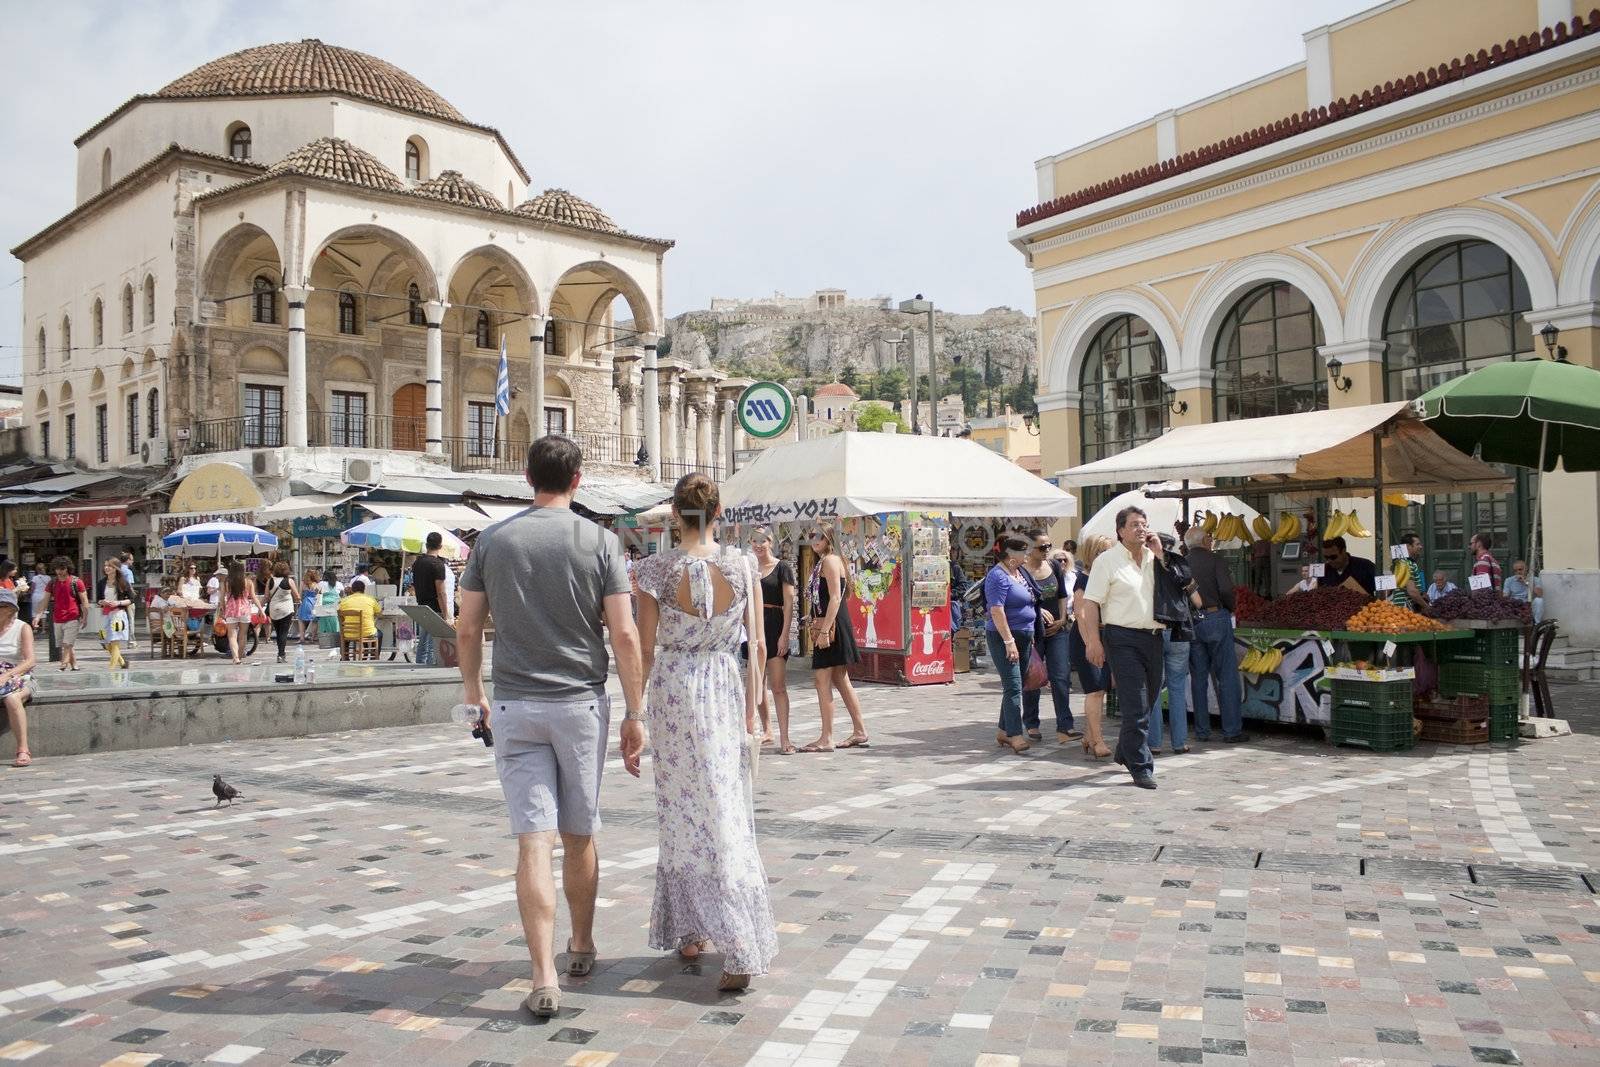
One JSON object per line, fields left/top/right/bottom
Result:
{"left": 1390, "top": 543, "right": 1409, "bottom": 559}
{"left": 1381, "top": 640, "right": 1397, "bottom": 660}
{"left": 1308, "top": 563, "right": 1326, "bottom": 578}
{"left": 1375, "top": 574, "right": 1397, "bottom": 592}
{"left": 1321, "top": 639, "right": 1335, "bottom": 658}
{"left": 1468, "top": 573, "right": 1492, "bottom": 591}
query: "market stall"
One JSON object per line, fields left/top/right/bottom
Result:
{"left": 1058, "top": 402, "right": 1514, "bottom": 744}
{"left": 720, "top": 431, "right": 1076, "bottom": 686}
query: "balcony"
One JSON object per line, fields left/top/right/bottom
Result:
{"left": 189, "top": 415, "right": 648, "bottom": 478}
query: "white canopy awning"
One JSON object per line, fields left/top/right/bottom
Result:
{"left": 358, "top": 500, "right": 491, "bottom": 531}
{"left": 1056, "top": 402, "right": 1512, "bottom": 495}
{"left": 256, "top": 492, "right": 361, "bottom": 522}
{"left": 719, "top": 431, "right": 1078, "bottom": 523}
{"left": 1079, "top": 482, "right": 1262, "bottom": 542}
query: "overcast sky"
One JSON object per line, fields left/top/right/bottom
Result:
{"left": 0, "top": 0, "right": 1374, "bottom": 384}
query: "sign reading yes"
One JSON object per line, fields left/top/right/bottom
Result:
{"left": 737, "top": 381, "right": 794, "bottom": 440}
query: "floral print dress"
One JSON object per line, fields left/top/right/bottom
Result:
{"left": 637, "top": 547, "right": 778, "bottom": 976}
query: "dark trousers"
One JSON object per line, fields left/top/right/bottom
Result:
{"left": 272, "top": 615, "right": 294, "bottom": 658}
{"left": 1104, "top": 624, "right": 1162, "bottom": 778}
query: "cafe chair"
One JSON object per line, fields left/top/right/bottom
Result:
{"left": 338, "top": 609, "right": 379, "bottom": 662}
{"left": 1529, "top": 619, "right": 1558, "bottom": 719}
{"left": 148, "top": 604, "right": 165, "bottom": 657}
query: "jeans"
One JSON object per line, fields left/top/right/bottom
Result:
{"left": 416, "top": 629, "right": 437, "bottom": 666}
{"left": 271, "top": 615, "right": 294, "bottom": 659}
{"left": 1147, "top": 629, "right": 1190, "bottom": 751}
{"left": 1022, "top": 626, "right": 1075, "bottom": 734}
{"left": 1103, "top": 625, "right": 1160, "bottom": 778}
{"left": 1189, "top": 609, "right": 1243, "bottom": 739}
{"left": 986, "top": 627, "right": 1033, "bottom": 739}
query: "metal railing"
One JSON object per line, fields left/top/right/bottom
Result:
{"left": 659, "top": 459, "right": 725, "bottom": 482}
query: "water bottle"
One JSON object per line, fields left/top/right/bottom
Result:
{"left": 450, "top": 703, "right": 482, "bottom": 726}
{"left": 305, "top": 659, "right": 316, "bottom": 684}
{"left": 293, "top": 647, "right": 306, "bottom": 684}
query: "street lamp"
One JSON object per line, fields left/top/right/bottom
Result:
{"left": 1540, "top": 322, "right": 1569, "bottom": 362}
{"left": 899, "top": 295, "right": 938, "bottom": 435}
{"left": 1325, "top": 355, "right": 1352, "bottom": 392}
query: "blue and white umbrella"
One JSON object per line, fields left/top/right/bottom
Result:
{"left": 161, "top": 520, "right": 279, "bottom": 556}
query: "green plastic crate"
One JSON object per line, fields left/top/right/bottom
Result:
{"left": 1329, "top": 677, "right": 1413, "bottom": 716}
{"left": 1489, "top": 702, "right": 1520, "bottom": 742}
{"left": 1439, "top": 628, "right": 1521, "bottom": 669}
{"left": 1330, "top": 703, "right": 1415, "bottom": 751}
{"left": 1438, "top": 661, "right": 1521, "bottom": 705}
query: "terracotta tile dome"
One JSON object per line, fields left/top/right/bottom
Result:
{"left": 514, "top": 188, "right": 622, "bottom": 234}
{"left": 266, "top": 137, "right": 404, "bottom": 192}
{"left": 158, "top": 39, "right": 465, "bottom": 122}
{"left": 414, "top": 170, "right": 503, "bottom": 210}
{"left": 815, "top": 382, "right": 859, "bottom": 398}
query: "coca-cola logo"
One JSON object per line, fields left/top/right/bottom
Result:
{"left": 909, "top": 659, "right": 947, "bottom": 677}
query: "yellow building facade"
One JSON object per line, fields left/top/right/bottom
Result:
{"left": 966, "top": 410, "right": 1036, "bottom": 463}
{"left": 1011, "top": 0, "right": 1600, "bottom": 643}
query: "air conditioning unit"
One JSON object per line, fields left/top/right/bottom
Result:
{"left": 140, "top": 438, "right": 170, "bottom": 466}
{"left": 344, "top": 457, "right": 381, "bottom": 484}
{"left": 252, "top": 450, "right": 284, "bottom": 478}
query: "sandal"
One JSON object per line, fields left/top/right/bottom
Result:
{"left": 11, "top": 749, "right": 31, "bottom": 768}
{"left": 566, "top": 941, "right": 596, "bottom": 977}
{"left": 1057, "top": 730, "right": 1083, "bottom": 742}
{"left": 777, "top": 745, "right": 798, "bottom": 755}
{"left": 838, "top": 735, "right": 870, "bottom": 749}
{"left": 717, "top": 971, "right": 751, "bottom": 993}
{"left": 798, "top": 741, "right": 833, "bottom": 753}
{"left": 1026, "top": 730, "right": 1042, "bottom": 741}
{"left": 679, "top": 939, "right": 711, "bottom": 960}
{"left": 524, "top": 986, "right": 560, "bottom": 1018}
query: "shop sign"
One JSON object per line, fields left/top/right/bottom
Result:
{"left": 722, "top": 498, "right": 840, "bottom": 525}
{"left": 49, "top": 503, "right": 129, "bottom": 529}
{"left": 292, "top": 513, "right": 344, "bottom": 540}
{"left": 7, "top": 505, "right": 51, "bottom": 529}
{"left": 736, "top": 381, "right": 794, "bottom": 440}
{"left": 168, "top": 462, "right": 263, "bottom": 514}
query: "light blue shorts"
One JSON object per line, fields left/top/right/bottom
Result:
{"left": 491, "top": 695, "right": 611, "bottom": 835}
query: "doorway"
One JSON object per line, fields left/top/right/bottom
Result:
{"left": 392, "top": 384, "right": 425, "bottom": 451}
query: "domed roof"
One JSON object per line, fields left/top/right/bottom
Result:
{"left": 514, "top": 188, "right": 622, "bottom": 234}
{"left": 414, "top": 170, "right": 503, "bottom": 210}
{"left": 815, "top": 382, "right": 859, "bottom": 398}
{"left": 157, "top": 39, "right": 464, "bottom": 122}
{"left": 267, "top": 137, "right": 404, "bottom": 192}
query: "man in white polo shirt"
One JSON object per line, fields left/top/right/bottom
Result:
{"left": 1079, "top": 505, "right": 1164, "bottom": 790}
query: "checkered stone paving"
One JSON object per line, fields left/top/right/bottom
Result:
{"left": 3, "top": 672, "right": 1599, "bottom": 1065}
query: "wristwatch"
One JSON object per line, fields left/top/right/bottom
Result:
{"left": 622, "top": 709, "right": 645, "bottom": 722}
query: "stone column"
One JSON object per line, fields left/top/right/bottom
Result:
{"left": 614, "top": 349, "right": 641, "bottom": 439}
{"left": 1159, "top": 368, "right": 1215, "bottom": 427}
{"left": 711, "top": 395, "right": 728, "bottom": 474}
{"left": 685, "top": 402, "right": 701, "bottom": 471}
{"left": 658, "top": 370, "right": 680, "bottom": 468}
{"left": 639, "top": 333, "right": 660, "bottom": 482}
{"left": 424, "top": 299, "right": 446, "bottom": 454}
{"left": 284, "top": 285, "right": 309, "bottom": 448}
{"left": 529, "top": 314, "right": 548, "bottom": 441}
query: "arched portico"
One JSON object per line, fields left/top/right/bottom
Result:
{"left": 1182, "top": 252, "right": 1345, "bottom": 372}
{"left": 1044, "top": 289, "right": 1181, "bottom": 394}
{"left": 1558, "top": 198, "right": 1600, "bottom": 307}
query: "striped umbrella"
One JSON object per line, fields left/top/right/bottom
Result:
{"left": 161, "top": 520, "right": 279, "bottom": 555}
{"left": 340, "top": 515, "right": 469, "bottom": 559}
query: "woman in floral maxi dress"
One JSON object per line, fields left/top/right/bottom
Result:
{"left": 635, "top": 473, "right": 778, "bottom": 991}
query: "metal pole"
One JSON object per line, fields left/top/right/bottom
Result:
{"left": 985, "top": 349, "right": 993, "bottom": 418}
{"left": 927, "top": 304, "right": 940, "bottom": 436}
{"left": 907, "top": 330, "right": 921, "bottom": 435}
{"left": 1372, "top": 431, "right": 1385, "bottom": 556}
{"left": 1530, "top": 421, "right": 1548, "bottom": 578}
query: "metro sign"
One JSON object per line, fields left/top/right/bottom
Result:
{"left": 737, "top": 381, "right": 794, "bottom": 440}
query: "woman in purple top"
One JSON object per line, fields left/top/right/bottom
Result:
{"left": 985, "top": 536, "right": 1038, "bottom": 754}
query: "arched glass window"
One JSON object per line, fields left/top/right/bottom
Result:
{"left": 1383, "top": 239, "right": 1532, "bottom": 401}
{"left": 544, "top": 320, "right": 559, "bottom": 356}
{"left": 147, "top": 388, "right": 160, "bottom": 440}
{"left": 92, "top": 298, "right": 104, "bottom": 347}
{"left": 122, "top": 284, "right": 134, "bottom": 333}
{"left": 1078, "top": 315, "right": 1167, "bottom": 464}
{"left": 1212, "top": 282, "right": 1326, "bottom": 420}
{"left": 126, "top": 391, "right": 139, "bottom": 455}
{"left": 143, "top": 275, "right": 155, "bottom": 326}
{"left": 36, "top": 327, "right": 46, "bottom": 371}
{"left": 407, "top": 282, "right": 425, "bottom": 326}
{"left": 475, "top": 310, "right": 493, "bottom": 349}
{"left": 252, "top": 275, "right": 277, "bottom": 324}
{"left": 229, "top": 124, "right": 252, "bottom": 161}
{"left": 61, "top": 317, "right": 71, "bottom": 364}
{"left": 338, "top": 291, "right": 360, "bottom": 335}
{"left": 405, "top": 140, "right": 422, "bottom": 181}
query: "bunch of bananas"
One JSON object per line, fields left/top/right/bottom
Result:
{"left": 1267, "top": 511, "right": 1303, "bottom": 544}
{"left": 1199, "top": 510, "right": 1257, "bottom": 545}
{"left": 1391, "top": 558, "right": 1411, "bottom": 587}
{"left": 1240, "top": 645, "right": 1284, "bottom": 676}
{"left": 1323, "top": 508, "right": 1372, "bottom": 539}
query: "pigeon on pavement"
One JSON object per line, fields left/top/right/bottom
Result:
{"left": 212, "top": 774, "right": 242, "bottom": 807}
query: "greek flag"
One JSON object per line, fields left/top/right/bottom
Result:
{"left": 494, "top": 336, "right": 511, "bottom": 416}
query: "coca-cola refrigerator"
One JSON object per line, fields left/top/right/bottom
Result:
{"left": 844, "top": 511, "right": 953, "bottom": 686}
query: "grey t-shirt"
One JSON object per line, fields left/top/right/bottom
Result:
{"left": 460, "top": 505, "right": 631, "bottom": 701}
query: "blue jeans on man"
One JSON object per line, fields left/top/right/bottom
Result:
{"left": 1189, "top": 608, "right": 1244, "bottom": 740}
{"left": 1146, "top": 628, "right": 1190, "bottom": 752}
{"left": 415, "top": 629, "right": 437, "bottom": 666}
{"left": 1022, "top": 625, "right": 1074, "bottom": 735}
{"left": 986, "top": 627, "right": 1033, "bottom": 739}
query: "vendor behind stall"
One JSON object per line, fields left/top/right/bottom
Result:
{"left": 1317, "top": 536, "right": 1376, "bottom": 596}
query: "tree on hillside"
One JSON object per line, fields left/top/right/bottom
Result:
{"left": 854, "top": 402, "right": 907, "bottom": 434}
{"left": 869, "top": 367, "right": 908, "bottom": 404}
{"left": 840, "top": 364, "right": 860, "bottom": 390}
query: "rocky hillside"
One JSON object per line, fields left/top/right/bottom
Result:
{"left": 650, "top": 302, "right": 1040, "bottom": 414}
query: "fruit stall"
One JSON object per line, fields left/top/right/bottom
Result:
{"left": 718, "top": 431, "right": 1077, "bottom": 686}
{"left": 1056, "top": 402, "right": 1520, "bottom": 748}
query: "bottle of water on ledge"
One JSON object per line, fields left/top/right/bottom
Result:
{"left": 294, "top": 646, "right": 306, "bottom": 684}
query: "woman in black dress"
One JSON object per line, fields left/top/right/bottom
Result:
{"left": 751, "top": 527, "right": 797, "bottom": 754}
{"left": 802, "top": 524, "right": 868, "bottom": 752}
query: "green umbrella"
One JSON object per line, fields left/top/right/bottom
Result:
{"left": 1417, "top": 356, "right": 1600, "bottom": 574}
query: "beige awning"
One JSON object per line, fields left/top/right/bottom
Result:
{"left": 257, "top": 492, "right": 361, "bottom": 522}
{"left": 358, "top": 500, "right": 491, "bottom": 531}
{"left": 1056, "top": 402, "right": 1512, "bottom": 495}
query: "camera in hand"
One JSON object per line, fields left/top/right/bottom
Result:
{"left": 472, "top": 721, "right": 494, "bottom": 748}
{"left": 451, "top": 704, "right": 494, "bottom": 748}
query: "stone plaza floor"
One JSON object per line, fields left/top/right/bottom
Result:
{"left": 2, "top": 673, "right": 1598, "bottom": 1066}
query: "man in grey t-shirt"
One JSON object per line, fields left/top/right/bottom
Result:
{"left": 457, "top": 436, "right": 645, "bottom": 1018}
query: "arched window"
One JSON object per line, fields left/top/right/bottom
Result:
{"left": 544, "top": 320, "right": 559, "bottom": 356}
{"left": 143, "top": 275, "right": 155, "bottom": 326}
{"left": 126, "top": 391, "right": 139, "bottom": 455}
{"left": 61, "top": 316, "right": 72, "bottom": 364}
{"left": 147, "top": 387, "right": 160, "bottom": 440}
{"left": 121, "top": 284, "right": 134, "bottom": 333}
{"left": 1078, "top": 315, "right": 1167, "bottom": 465}
{"left": 252, "top": 275, "right": 277, "bottom": 324}
{"left": 1212, "top": 282, "right": 1326, "bottom": 420}
{"left": 92, "top": 298, "right": 104, "bottom": 347}
{"left": 407, "top": 282, "right": 425, "bottom": 326}
{"left": 228, "top": 124, "right": 252, "bottom": 161}
{"left": 1383, "top": 239, "right": 1532, "bottom": 401}
{"left": 338, "top": 291, "right": 360, "bottom": 335}
{"left": 404, "top": 139, "right": 422, "bottom": 181}
{"left": 101, "top": 148, "right": 111, "bottom": 191}
{"left": 36, "top": 327, "right": 46, "bottom": 371}
{"left": 475, "top": 310, "right": 493, "bottom": 349}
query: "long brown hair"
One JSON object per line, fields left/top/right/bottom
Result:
{"left": 227, "top": 561, "right": 247, "bottom": 599}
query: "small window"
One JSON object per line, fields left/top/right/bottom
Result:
{"left": 65, "top": 412, "right": 77, "bottom": 460}
{"left": 101, "top": 148, "right": 111, "bottom": 191}
{"left": 467, "top": 401, "right": 496, "bottom": 457}
{"left": 126, "top": 392, "right": 139, "bottom": 454}
{"left": 96, "top": 403, "right": 109, "bottom": 465}
{"left": 92, "top": 298, "right": 104, "bottom": 346}
{"left": 544, "top": 320, "right": 558, "bottom": 356}
{"left": 338, "top": 291, "right": 360, "bottom": 335}
{"left": 405, "top": 140, "right": 422, "bottom": 181}
{"left": 143, "top": 275, "right": 155, "bottom": 326}
{"left": 61, "top": 317, "right": 71, "bottom": 363}
{"left": 229, "top": 124, "right": 252, "bottom": 161}
{"left": 475, "top": 310, "right": 493, "bottom": 349}
{"left": 40, "top": 420, "right": 51, "bottom": 458}
{"left": 252, "top": 275, "right": 277, "bottom": 324}
{"left": 147, "top": 388, "right": 159, "bottom": 439}
{"left": 543, "top": 406, "right": 568, "bottom": 437}
{"left": 122, "top": 284, "right": 134, "bottom": 333}
{"left": 407, "top": 282, "right": 425, "bottom": 326}
{"left": 36, "top": 327, "right": 46, "bottom": 371}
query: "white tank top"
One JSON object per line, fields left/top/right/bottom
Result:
{"left": 0, "top": 619, "right": 23, "bottom": 662}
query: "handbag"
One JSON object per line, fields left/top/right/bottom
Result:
{"left": 1023, "top": 643, "right": 1049, "bottom": 691}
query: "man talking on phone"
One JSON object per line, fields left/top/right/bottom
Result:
{"left": 1078, "top": 505, "right": 1164, "bottom": 790}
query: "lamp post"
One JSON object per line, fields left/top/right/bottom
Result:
{"left": 883, "top": 333, "right": 914, "bottom": 433}
{"left": 1540, "top": 322, "right": 1569, "bottom": 362}
{"left": 899, "top": 295, "right": 938, "bottom": 435}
